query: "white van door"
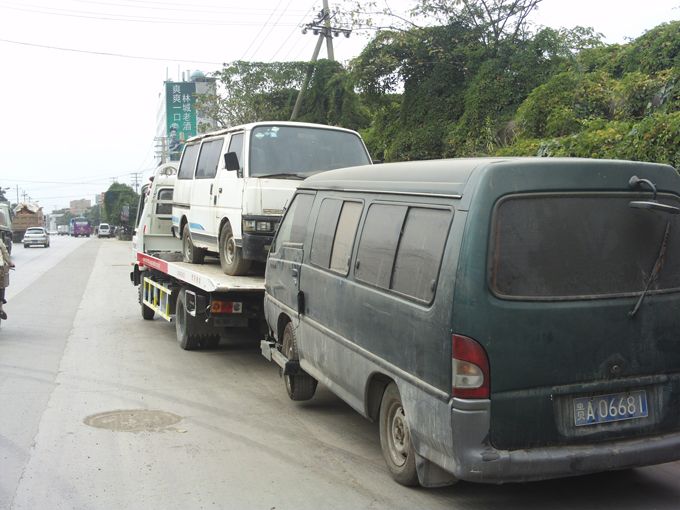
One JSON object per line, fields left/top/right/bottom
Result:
{"left": 173, "top": 142, "right": 200, "bottom": 232}
{"left": 190, "top": 137, "right": 224, "bottom": 250}
{"left": 214, "top": 132, "right": 245, "bottom": 241}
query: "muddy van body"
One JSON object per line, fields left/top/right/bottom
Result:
{"left": 261, "top": 157, "right": 680, "bottom": 487}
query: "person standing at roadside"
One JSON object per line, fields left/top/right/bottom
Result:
{"left": 0, "top": 236, "right": 13, "bottom": 320}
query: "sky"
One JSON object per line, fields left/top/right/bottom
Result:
{"left": 0, "top": 0, "right": 678, "bottom": 213}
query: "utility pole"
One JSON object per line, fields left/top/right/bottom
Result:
{"left": 290, "top": 0, "right": 351, "bottom": 120}
{"left": 130, "top": 172, "right": 142, "bottom": 194}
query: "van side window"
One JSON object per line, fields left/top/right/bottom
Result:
{"left": 228, "top": 133, "right": 244, "bottom": 170}
{"left": 177, "top": 143, "right": 199, "bottom": 179}
{"left": 195, "top": 138, "right": 224, "bottom": 179}
{"left": 271, "top": 193, "right": 314, "bottom": 253}
{"left": 391, "top": 208, "right": 451, "bottom": 302}
{"left": 329, "top": 202, "right": 363, "bottom": 274}
{"left": 355, "top": 204, "right": 407, "bottom": 288}
{"left": 310, "top": 199, "right": 343, "bottom": 268}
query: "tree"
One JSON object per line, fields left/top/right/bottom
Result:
{"left": 102, "top": 183, "right": 139, "bottom": 226}
{"left": 195, "top": 60, "right": 369, "bottom": 130}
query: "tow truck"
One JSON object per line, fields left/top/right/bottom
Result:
{"left": 130, "top": 164, "right": 265, "bottom": 349}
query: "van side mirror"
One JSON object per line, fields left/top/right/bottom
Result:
{"left": 224, "top": 152, "right": 240, "bottom": 171}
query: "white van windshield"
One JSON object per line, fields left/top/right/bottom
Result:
{"left": 249, "top": 125, "right": 370, "bottom": 178}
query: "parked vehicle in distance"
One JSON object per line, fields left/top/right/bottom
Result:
{"left": 172, "top": 121, "right": 371, "bottom": 276}
{"left": 69, "top": 217, "right": 91, "bottom": 237}
{"left": 12, "top": 202, "right": 43, "bottom": 243}
{"left": 22, "top": 226, "right": 50, "bottom": 248}
{"left": 0, "top": 202, "right": 12, "bottom": 253}
{"left": 97, "top": 223, "right": 112, "bottom": 238}
{"left": 57, "top": 225, "right": 69, "bottom": 236}
{"left": 261, "top": 157, "right": 680, "bottom": 488}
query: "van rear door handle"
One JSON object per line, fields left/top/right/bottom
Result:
{"left": 291, "top": 268, "right": 299, "bottom": 277}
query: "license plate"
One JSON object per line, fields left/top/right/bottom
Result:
{"left": 573, "top": 390, "right": 648, "bottom": 427}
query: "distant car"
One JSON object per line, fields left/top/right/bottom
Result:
{"left": 47, "top": 230, "right": 58, "bottom": 236}
{"left": 98, "top": 223, "right": 112, "bottom": 238}
{"left": 22, "top": 227, "right": 50, "bottom": 248}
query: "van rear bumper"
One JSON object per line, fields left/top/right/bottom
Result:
{"left": 448, "top": 402, "right": 680, "bottom": 483}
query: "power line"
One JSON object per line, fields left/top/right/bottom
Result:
{"left": 0, "top": 37, "right": 224, "bottom": 64}
{"left": 0, "top": 2, "right": 301, "bottom": 26}
{"left": 239, "top": 0, "right": 287, "bottom": 61}
{"left": 270, "top": 1, "right": 316, "bottom": 62}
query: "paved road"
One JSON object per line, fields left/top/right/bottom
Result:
{"left": 1, "top": 238, "right": 679, "bottom": 509}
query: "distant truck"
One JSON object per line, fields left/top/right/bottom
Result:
{"left": 0, "top": 202, "right": 12, "bottom": 253}
{"left": 12, "top": 202, "right": 44, "bottom": 243}
{"left": 57, "top": 225, "right": 69, "bottom": 236}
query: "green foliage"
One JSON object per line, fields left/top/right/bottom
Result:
{"left": 195, "top": 61, "right": 307, "bottom": 126}
{"left": 103, "top": 183, "right": 138, "bottom": 226}
{"left": 298, "top": 60, "right": 370, "bottom": 130}
{"left": 196, "top": 60, "right": 369, "bottom": 130}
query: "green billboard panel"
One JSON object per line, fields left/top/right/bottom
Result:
{"left": 166, "top": 82, "right": 197, "bottom": 161}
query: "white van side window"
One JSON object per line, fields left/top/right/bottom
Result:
{"left": 228, "top": 133, "right": 244, "bottom": 170}
{"left": 195, "top": 138, "right": 224, "bottom": 179}
{"left": 177, "top": 143, "right": 199, "bottom": 179}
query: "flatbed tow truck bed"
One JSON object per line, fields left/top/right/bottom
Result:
{"left": 131, "top": 251, "right": 266, "bottom": 350}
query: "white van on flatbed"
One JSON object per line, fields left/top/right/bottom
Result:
{"left": 171, "top": 121, "right": 371, "bottom": 276}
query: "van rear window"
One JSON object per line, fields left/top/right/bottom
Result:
{"left": 490, "top": 194, "right": 680, "bottom": 299}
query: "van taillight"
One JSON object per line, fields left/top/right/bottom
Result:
{"left": 452, "top": 334, "right": 490, "bottom": 399}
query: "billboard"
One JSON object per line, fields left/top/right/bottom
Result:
{"left": 165, "top": 82, "right": 197, "bottom": 161}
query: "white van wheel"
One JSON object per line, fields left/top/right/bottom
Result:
{"left": 182, "top": 224, "right": 205, "bottom": 264}
{"left": 219, "top": 222, "right": 251, "bottom": 276}
{"left": 379, "top": 383, "right": 419, "bottom": 486}
{"left": 281, "top": 322, "right": 317, "bottom": 401}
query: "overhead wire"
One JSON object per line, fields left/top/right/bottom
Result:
{"left": 238, "top": 0, "right": 287, "bottom": 61}
{"left": 269, "top": 1, "right": 315, "bottom": 61}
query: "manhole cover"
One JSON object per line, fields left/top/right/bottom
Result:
{"left": 84, "top": 410, "right": 183, "bottom": 432}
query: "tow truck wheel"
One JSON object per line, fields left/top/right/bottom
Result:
{"left": 219, "top": 222, "right": 251, "bottom": 276}
{"left": 176, "top": 289, "right": 200, "bottom": 350}
{"left": 379, "top": 382, "right": 419, "bottom": 486}
{"left": 281, "top": 322, "right": 317, "bottom": 401}
{"left": 138, "top": 285, "right": 155, "bottom": 320}
{"left": 182, "top": 224, "right": 205, "bottom": 264}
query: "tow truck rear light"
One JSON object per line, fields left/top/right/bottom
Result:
{"left": 210, "top": 300, "right": 243, "bottom": 314}
{"left": 452, "top": 334, "right": 490, "bottom": 399}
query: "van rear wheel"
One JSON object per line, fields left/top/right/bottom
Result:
{"left": 219, "top": 222, "right": 251, "bottom": 276}
{"left": 379, "top": 383, "right": 419, "bottom": 486}
{"left": 281, "top": 322, "right": 317, "bottom": 401}
{"left": 182, "top": 224, "right": 205, "bottom": 264}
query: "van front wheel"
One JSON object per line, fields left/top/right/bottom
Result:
{"left": 281, "top": 322, "right": 317, "bottom": 401}
{"left": 379, "top": 383, "right": 419, "bottom": 486}
{"left": 219, "top": 222, "right": 251, "bottom": 276}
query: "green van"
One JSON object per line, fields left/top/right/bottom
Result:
{"left": 260, "top": 158, "right": 680, "bottom": 487}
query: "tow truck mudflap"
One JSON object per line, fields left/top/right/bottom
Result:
{"left": 260, "top": 340, "right": 300, "bottom": 375}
